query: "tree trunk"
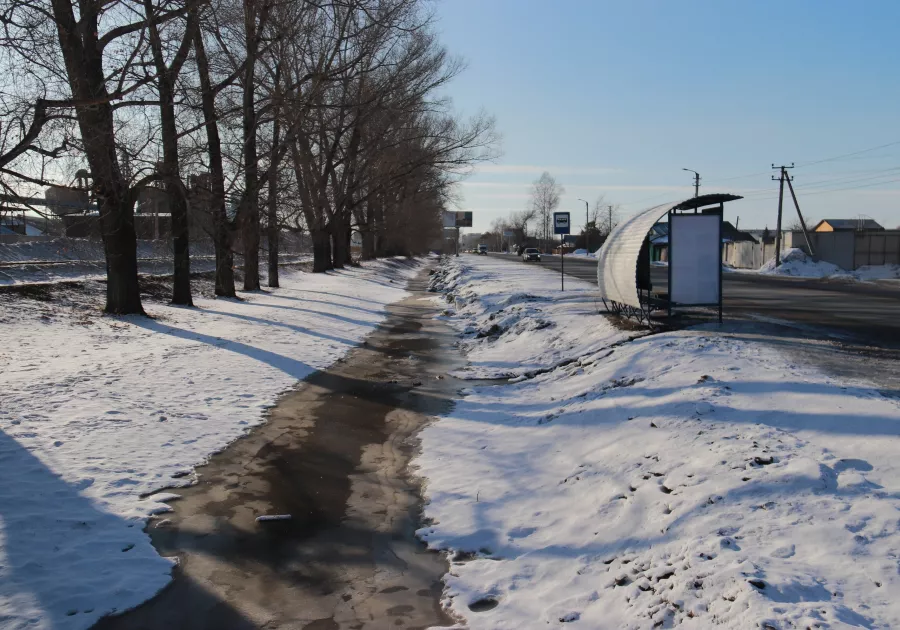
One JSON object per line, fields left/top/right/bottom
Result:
{"left": 194, "top": 27, "right": 235, "bottom": 297}
{"left": 361, "top": 230, "right": 375, "bottom": 260}
{"left": 100, "top": 192, "right": 144, "bottom": 314}
{"left": 312, "top": 227, "right": 332, "bottom": 272}
{"left": 267, "top": 91, "right": 281, "bottom": 288}
{"left": 266, "top": 199, "right": 279, "bottom": 287}
{"left": 374, "top": 200, "right": 386, "bottom": 257}
{"left": 145, "top": 0, "right": 192, "bottom": 306}
{"left": 51, "top": 0, "right": 143, "bottom": 314}
{"left": 243, "top": 208, "right": 260, "bottom": 289}
{"left": 241, "top": 0, "right": 260, "bottom": 291}
{"left": 330, "top": 217, "right": 345, "bottom": 269}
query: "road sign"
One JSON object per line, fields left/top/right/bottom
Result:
{"left": 554, "top": 212, "right": 571, "bottom": 235}
{"left": 502, "top": 230, "right": 513, "bottom": 237}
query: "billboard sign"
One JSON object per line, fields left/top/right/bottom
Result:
{"left": 669, "top": 213, "right": 721, "bottom": 305}
{"left": 553, "top": 212, "right": 571, "bottom": 235}
{"left": 455, "top": 211, "right": 473, "bottom": 227}
{"left": 503, "top": 230, "right": 514, "bottom": 237}
{"left": 442, "top": 211, "right": 456, "bottom": 228}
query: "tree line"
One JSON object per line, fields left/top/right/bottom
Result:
{"left": 0, "top": 0, "right": 497, "bottom": 313}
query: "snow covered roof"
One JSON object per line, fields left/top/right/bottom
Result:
{"left": 596, "top": 194, "right": 742, "bottom": 309}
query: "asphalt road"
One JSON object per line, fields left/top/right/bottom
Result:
{"left": 487, "top": 252, "right": 900, "bottom": 346}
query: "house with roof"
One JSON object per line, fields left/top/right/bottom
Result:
{"left": 814, "top": 218, "right": 884, "bottom": 232}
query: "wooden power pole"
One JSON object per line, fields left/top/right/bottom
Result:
{"left": 772, "top": 163, "right": 815, "bottom": 265}
{"left": 772, "top": 164, "right": 793, "bottom": 266}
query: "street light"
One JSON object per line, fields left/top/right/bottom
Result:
{"left": 682, "top": 168, "right": 700, "bottom": 198}
{"left": 577, "top": 198, "right": 589, "bottom": 253}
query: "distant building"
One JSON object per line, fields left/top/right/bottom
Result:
{"left": 44, "top": 185, "right": 89, "bottom": 216}
{"left": 814, "top": 218, "right": 884, "bottom": 232}
{"left": 721, "top": 221, "right": 758, "bottom": 243}
{"left": 650, "top": 221, "right": 755, "bottom": 262}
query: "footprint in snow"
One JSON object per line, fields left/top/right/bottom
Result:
{"left": 508, "top": 526, "right": 537, "bottom": 539}
{"left": 771, "top": 544, "right": 795, "bottom": 558}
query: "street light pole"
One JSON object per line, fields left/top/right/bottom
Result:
{"left": 577, "top": 198, "right": 589, "bottom": 253}
{"left": 682, "top": 168, "right": 701, "bottom": 198}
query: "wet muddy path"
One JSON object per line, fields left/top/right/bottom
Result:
{"left": 94, "top": 267, "right": 464, "bottom": 630}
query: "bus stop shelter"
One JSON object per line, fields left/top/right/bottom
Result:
{"left": 596, "top": 193, "right": 743, "bottom": 325}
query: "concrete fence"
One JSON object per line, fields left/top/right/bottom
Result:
{"left": 722, "top": 229, "right": 899, "bottom": 271}
{"left": 723, "top": 240, "right": 780, "bottom": 269}
{"left": 854, "top": 231, "right": 900, "bottom": 267}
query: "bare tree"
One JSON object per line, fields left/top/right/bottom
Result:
{"left": 0, "top": 0, "right": 172, "bottom": 313}
{"left": 0, "top": 0, "right": 498, "bottom": 301}
{"left": 143, "top": 0, "right": 199, "bottom": 305}
{"left": 785, "top": 217, "right": 814, "bottom": 232}
{"left": 528, "top": 171, "right": 563, "bottom": 251}
{"left": 592, "top": 195, "right": 620, "bottom": 237}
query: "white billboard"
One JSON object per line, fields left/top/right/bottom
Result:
{"left": 669, "top": 213, "right": 720, "bottom": 305}
{"left": 442, "top": 211, "right": 456, "bottom": 228}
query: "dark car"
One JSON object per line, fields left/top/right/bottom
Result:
{"left": 522, "top": 247, "right": 541, "bottom": 262}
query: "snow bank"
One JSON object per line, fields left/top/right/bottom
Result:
{"left": 418, "top": 255, "right": 900, "bottom": 629}
{"left": 758, "top": 248, "right": 852, "bottom": 279}
{"left": 756, "top": 249, "right": 900, "bottom": 282}
{"left": 428, "top": 256, "right": 632, "bottom": 380}
{"left": 0, "top": 258, "right": 421, "bottom": 629}
{"left": 855, "top": 263, "right": 900, "bottom": 282}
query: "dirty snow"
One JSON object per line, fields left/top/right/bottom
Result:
{"left": 0, "top": 258, "right": 420, "bottom": 629}
{"left": 755, "top": 248, "right": 900, "bottom": 282}
{"left": 418, "top": 254, "right": 900, "bottom": 629}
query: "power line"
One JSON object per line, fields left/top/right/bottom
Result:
{"left": 794, "top": 140, "right": 900, "bottom": 169}
{"left": 737, "top": 169, "right": 900, "bottom": 202}
{"left": 616, "top": 139, "right": 900, "bottom": 211}
{"left": 796, "top": 175, "right": 900, "bottom": 197}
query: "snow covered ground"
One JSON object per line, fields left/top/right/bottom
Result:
{"left": 418, "top": 255, "right": 900, "bottom": 629}
{"left": 0, "top": 258, "right": 421, "bottom": 629}
{"left": 0, "top": 237, "right": 310, "bottom": 285}
{"left": 750, "top": 248, "right": 900, "bottom": 282}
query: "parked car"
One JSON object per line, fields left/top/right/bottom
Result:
{"left": 522, "top": 247, "right": 541, "bottom": 262}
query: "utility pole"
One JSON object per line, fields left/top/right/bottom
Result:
{"left": 683, "top": 168, "right": 700, "bottom": 198}
{"left": 578, "top": 198, "right": 589, "bottom": 252}
{"left": 772, "top": 164, "right": 794, "bottom": 266}
{"left": 608, "top": 205, "right": 613, "bottom": 236}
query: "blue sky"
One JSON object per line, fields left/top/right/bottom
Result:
{"left": 435, "top": 0, "right": 900, "bottom": 234}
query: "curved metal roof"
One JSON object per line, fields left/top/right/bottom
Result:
{"left": 596, "top": 202, "right": 678, "bottom": 308}
{"left": 596, "top": 194, "right": 742, "bottom": 309}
